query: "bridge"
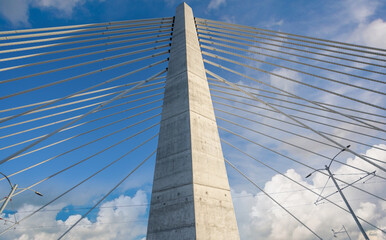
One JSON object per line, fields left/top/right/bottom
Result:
{"left": 0, "top": 2, "right": 385, "bottom": 239}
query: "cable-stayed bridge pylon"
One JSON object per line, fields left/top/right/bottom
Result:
{"left": 0, "top": 2, "right": 385, "bottom": 239}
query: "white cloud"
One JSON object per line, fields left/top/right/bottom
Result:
{"left": 332, "top": 0, "right": 386, "bottom": 48}
{"left": 232, "top": 144, "right": 386, "bottom": 240}
{"left": 0, "top": 0, "right": 30, "bottom": 26}
{"left": 274, "top": 19, "right": 283, "bottom": 27}
{"left": 0, "top": 0, "right": 101, "bottom": 26}
{"left": 342, "top": 0, "right": 378, "bottom": 23}
{"left": 302, "top": 0, "right": 385, "bottom": 49}
{"left": 208, "top": 0, "right": 226, "bottom": 10}
{"left": 1, "top": 190, "right": 148, "bottom": 240}
{"left": 269, "top": 68, "right": 300, "bottom": 94}
{"left": 348, "top": 19, "right": 386, "bottom": 48}
{"left": 162, "top": 0, "right": 179, "bottom": 7}
{"left": 32, "top": 0, "right": 86, "bottom": 17}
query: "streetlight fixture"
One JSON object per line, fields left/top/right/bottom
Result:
{"left": 18, "top": 188, "right": 43, "bottom": 197}
{"left": 305, "top": 145, "right": 370, "bottom": 240}
{"left": 327, "top": 145, "right": 350, "bottom": 168}
{"left": 305, "top": 168, "right": 324, "bottom": 179}
{"left": 305, "top": 145, "right": 349, "bottom": 179}
{"left": 0, "top": 172, "right": 43, "bottom": 216}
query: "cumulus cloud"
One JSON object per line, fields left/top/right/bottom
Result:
{"left": 269, "top": 68, "right": 300, "bottom": 94}
{"left": 348, "top": 19, "right": 386, "bottom": 48}
{"left": 335, "top": 0, "right": 386, "bottom": 48}
{"left": 32, "top": 0, "right": 86, "bottom": 17}
{"left": 162, "top": 0, "right": 179, "bottom": 7}
{"left": 233, "top": 144, "right": 386, "bottom": 240}
{"left": 342, "top": 0, "right": 378, "bottom": 23}
{"left": 208, "top": 0, "right": 226, "bottom": 10}
{"left": 0, "top": 0, "right": 30, "bottom": 26}
{"left": 0, "top": 190, "right": 148, "bottom": 240}
{"left": 0, "top": 0, "right": 100, "bottom": 26}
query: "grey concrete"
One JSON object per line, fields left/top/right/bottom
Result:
{"left": 147, "top": 3, "right": 239, "bottom": 239}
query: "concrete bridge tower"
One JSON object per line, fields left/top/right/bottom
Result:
{"left": 146, "top": 2, "right": 240, "bottom": 239}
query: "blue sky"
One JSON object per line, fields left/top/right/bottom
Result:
{"left": 0, "top": 0, "right": 385, "bottom": 239}
{"left": 1, "top": 0, "right": 385, "bottom": 43}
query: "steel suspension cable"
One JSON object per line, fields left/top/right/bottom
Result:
{"left": 206, "top": 70, "right": 386, "bottom": 172}
{"left": 0, "top": 87, "right": 163, "bottom": 138}
{"left": 0, "top": 70, "right": 166, "bottom": 166}
{"left": 223, "top": 139, "right": 384, "bottom": 190}
{"left": 0, "top": 77, "right": 164, "bottom": 114}
{"left": 0, "top": 43, "right": 169, "bottom": 86}
{"left": 16, "top": 83, "right": 163, "bottom": 116}
{"left": 210, "top": 84, "right": 385, "bottom": 126}
{"left": 0, "top": 53, "right": 168, "bottom": 116}
{"left": 5, "top": 107, "right": 162, "bottom": 162}
{"left": 221, "top": 140, "right": 385, "bottom": 233}
{"left": 0, "top": 93, "right": 163, "bottom": 151}
{"left": 201, "top": 39, "right": 385, "bottom": 83}
{"left": 1, "top": 37, "right": 171, "bottom": 72}
{"left": 0, "top": 82, "right": 164, "bottom": 130}
{"left": 2, "top": 114, "right": 161, "bottom": 179}
{"left": 204, "top": 55, "right": 385, "bottom": 115}
{"left": 197, "top": 26, "right": 386, "bottom": 62}
{"left": 212, "top": 101, "right": 386, "bottom": 152}
{"left": 195, "top": 18, "right": 386, "bottom": 53}
{"left": 57, "top": 150, "right": 156, "bottom": 240}
{"left": 218, "top": 107, "right": 384, "bottom": 165}
{"left": 217, "top": 111, "right": 386, "bottom": 165}
{"left": 202, "top": 45, "right": 385, "bottom": 93}
{"left": 0, "top": 20, "right": 172, "bottom": 41}
{"left": 210, "top": 87, "right": 384, "bottom": 130}
{"left": 0, "top": 122, "right": 160, "bottom": 203}
{"left": 0, "top": 22, "right": 173, "bottom": 47}
{"left": 219, "top": 126, "right": 386, "bottom": 197}
{"left": 0, "top": 93, "right": 163, "bottom": 149}
{"left": 0, "top": 27, "right": 171, "bottom": 56}
{"left": 216, "top": 108, "right": 339, "bottom": 150}
{"left": 217, "top": 116, "right": 379, "bottom": 174}
{"left": 360, "top": 155, "right": 386, "bottom": 165}
{"left": 208, "top": 78, "right": 386, "bottom": 120}
{"left": 0, "top": 17, "right": 173, "bottom": 35}
{"left": 0, "top": 83, "right": 164, "bottom": 131}
{"left": 1, "top": 33, "right": 170, "bottom": 65}
{"left": 212, "top": 99, "right": 385, "bottom": 142}
{"left": 199, "top": 35, "right": 385, "bottom": 76}
{"left": 214, "top": 98, "right": 386, "bottom": 164}
{"left": 0, "top": 139, "right": 158, "bottom": 236}
{"left": 196, "top": 22, "right": 386, "bottom": 57}
{"left": 214, "top": 99, "right": 385, "bottom": 147}
{"left": 204, "top": 60, "right": 385, "bottom": 133}
{"left": 198, "top": 32, "right": 385, "bottom": 68}
{"left": 0, "top": 57, "right": 168, "bottom": 124}
{"left": 224, "top": 158, "right": 323, "bottom": 240}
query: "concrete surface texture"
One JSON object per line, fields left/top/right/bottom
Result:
{"left": 147, "top": 2, "right": 240, "bottom": 239}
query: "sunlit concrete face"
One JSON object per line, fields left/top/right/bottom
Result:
{"left": 147, "top": 2, "right": 239, "bottom": 240}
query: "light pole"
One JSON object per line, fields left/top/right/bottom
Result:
{"left": 0, "top": 172, "right": 43, "bottom": 216}
{"left": 306, "top": 145, "right": 370, "bottom": 240}
{"left": 0, "top": 172, "right": 18, "bottom": 215}
{"left": 326, "top": 165, "right": 369, "bottom": 240}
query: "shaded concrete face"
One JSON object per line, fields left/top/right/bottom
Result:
{"left": 147, "top": 3, "right": 239, "bottom": 239}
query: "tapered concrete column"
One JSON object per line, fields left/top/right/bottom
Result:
{"left": 146, "top": 3, "right": 239, "bottom": 239}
